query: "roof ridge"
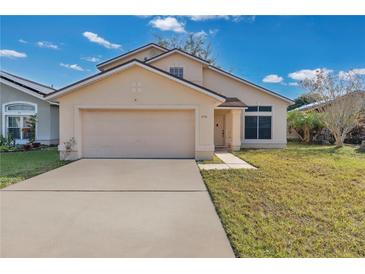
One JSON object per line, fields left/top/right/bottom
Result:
{"left": 96, "top": 43, "right": 168, "bottom": 68}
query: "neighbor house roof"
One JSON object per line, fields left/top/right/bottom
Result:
{"left": 46, "top": 59, "right": 226, "bottom": 102}
{"left": 0, "top": 71, "right": 56, "bottom": 100}
{"left": 1, "top": 71, "right": 55, "bottom": 95}
{"left": 96, "top": 43, "right": 168, "bottom": 70}
{"left": 217, "top": 97, "right": 247, "bottom": 108}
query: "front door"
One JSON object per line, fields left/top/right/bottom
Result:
{"left": 214, "top": 115, "right": 225, "bottom": 146}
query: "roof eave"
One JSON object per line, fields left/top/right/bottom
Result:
{"left": 46, "top": 60, "right": 225, "bottom": 102}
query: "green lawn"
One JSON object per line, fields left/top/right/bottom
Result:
{"left": 0, "top": 148, "right": 69, "bottom": 189}
{"left": 201, "top": 144, "right": 365, "bottom": 257}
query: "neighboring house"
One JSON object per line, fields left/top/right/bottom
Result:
{"left": 288, "top": 92, "right": 365, "bottom": 143}
{"left": 0, "top": 71, "right": 59, "bottom": 145}
{"left": 46, "top": 43, "right": 293, "bottom": 160}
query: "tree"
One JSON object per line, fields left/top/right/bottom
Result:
{"left": 155, "top": 33, "right": 216, "bottom": 64}
{"left": 301, "top": 69, "right": 365, "bottom": 147}
{"left": 287, "top": 110, "right": 324, "bottom": 143}
{"left": 287, "top": 92, "right": 321, "bottom": 111}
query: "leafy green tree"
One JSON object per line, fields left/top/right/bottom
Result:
{"left": 288, "top": 110, "right": 324, "bottom": 143}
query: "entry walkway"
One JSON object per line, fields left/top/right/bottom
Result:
{"left": 198, "top": 152, "right": 256, "bottom": 170}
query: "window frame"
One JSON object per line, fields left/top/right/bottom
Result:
{"left": 244, "top": 115, "right": 272, "bottom": 140}
{"left": 169, "top": 67, "right": 184, "bottom": 78}
{"left": 2, "top": 101, "right": 37, "bottom": 142}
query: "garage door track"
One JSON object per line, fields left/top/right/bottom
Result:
{"left": 0, "top": 159, "right": 234, "bottom": 257}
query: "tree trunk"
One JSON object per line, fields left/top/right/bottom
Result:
{"left": 304, "top": 125, "right": 310, "bottom": 143}
{"left": 334, "top": 132, "right": 346, "bottom": 148}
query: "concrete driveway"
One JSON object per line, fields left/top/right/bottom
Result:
{"left": 0, "top": 159, "right": 234, "bottom": 258}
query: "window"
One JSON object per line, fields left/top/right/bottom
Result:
{"left": 246, "top": 106, "right": 272, "bottom": 112}
{"left": 259, "top": 106, "right": 272, "bottom": 112}
{"left": 245, "top": 116, "right": 257, "bottom": 139}
{"left": 246, "top": 106, "right": 258, "bottom": 112}
{"left": 2, "top": 102, "right": 37, "bottom": 142}
{"left": 6, "top": 103, "right": 35, "bottom": 112}
{"left": 7, "top": 117, "right": 21, "bottom": 139}
{"left": 169, "top": 67, "right": 184, "bottom": 78}
{"left": 245, "top": 116, "right": 272, "bottom": 139}
{"left": 7, "top": 116, "right": 32, "bottom": 140}
{"left": 259, "top": 116, "right": 272, "bottom": 139}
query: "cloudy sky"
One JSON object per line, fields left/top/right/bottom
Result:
{"left": 1, "top": 16, "right": 364, "bottom": 99}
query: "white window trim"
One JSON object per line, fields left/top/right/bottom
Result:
{"left": 2, "top": 101, "right": 38, "bottom": 143}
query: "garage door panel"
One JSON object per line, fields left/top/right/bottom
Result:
{"left": 82, "top": 109, "right": 195, "bottom": 158}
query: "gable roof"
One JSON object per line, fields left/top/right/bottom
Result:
{"left": 207, "top": 65, "right": 294, "bottom": 104}
{"left": 145, "top": 47, "right": 293, "bottom": 104}
{"left": 0, "top": 71, "right": 55, "bottom": 100}
{"left": 146, "top": 48, "right": 211, "bottom": 65}
{"left": 46, "top": 59, "right": 226, "bottom": 102}
{"left": 96, "top": 43, "right": 168, "bottom": 70}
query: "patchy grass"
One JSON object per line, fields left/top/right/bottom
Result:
{"left": 197, "top": 154, "right": 224, "bottom": 164}
{"left": 0, "top": 148, "right": 69, "bottom": 189}
{"left": 201, "top": 144, "right": 365, "bottom": 257}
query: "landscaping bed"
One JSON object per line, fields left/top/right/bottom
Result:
{"left": 201, "top": 144, "right": 365, "bottom": 257}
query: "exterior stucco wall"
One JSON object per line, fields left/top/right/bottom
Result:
{"left": 203, "top": 68, "right": 290, "bottom": 147}
{"left": 100, "top": 48, "right": 165, "bottom": 71}
{"left": 0, "top": 83, "right": 59, "bottom": 144}
{"left": 150, "top": 53, "right": 204, "bottom": 85}
{"left": 56, "top": 65, "right": 220, "bottom": 160}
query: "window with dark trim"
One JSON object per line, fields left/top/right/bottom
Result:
{"left": 169, "top": 67, "right": 184, "bottom": 78}
{"left": 246, "top": 106, "right": 272, "bottom": 112}
{"left": 245, "top": 116, "right": 272, "bottom": 139}
{"left": 245, "top": 116, "right": 257, "bottom": 139}
{"left": 259, "top": 106, "right": 272, "bottom": 112}
{"left": 245, "top": 106, "right": 258, "bottom": 112}
{"left": 259, "top": 116, "right": 272, "bottom": 139}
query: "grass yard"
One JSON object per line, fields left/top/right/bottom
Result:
{"left": 201, "top": 143, "right": 365, "bottom": 257}
{"left": 0, "top": 148, "right": 69, "bottom": 189}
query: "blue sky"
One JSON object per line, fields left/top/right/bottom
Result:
{"left": 1, "top": 16, "right": 364, "bottom": 99}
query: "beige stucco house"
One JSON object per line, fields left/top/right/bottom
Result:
{"left": 47, "top": 43, "right": 293, "bottom": 160}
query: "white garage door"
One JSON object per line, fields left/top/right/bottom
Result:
{"left": 81, "top": 109, "right": 195, "bottom": 158}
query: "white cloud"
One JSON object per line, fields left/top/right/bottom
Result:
{"left": 288, "top": 68, "right": 332, "bottom": 81}
{"left": 262, "top": 74, "right": 283, "bottom": 83}
{"left": 288, "top": 82, "right": 299, "bottom": 86}
{"left": 0, "top": 49, "right": 27, "bottom": 58}
{"left": 149, "top": 17, "right": 186, "bottom": 33}
{"left": 18, "top": 39, "right": 28, "bottom": 44}
{"left": 37, "top": 41, "right": 59, "bottom": 50}
{"left": 189, "top": 15, "right": 229, "bottom": 21}
{"left": 351, "top": 68, "right": 365, "bottom": 75}
{"left": 189, "top": 15, "right": 255, "bottom": 23}
{"left": 81, "top": 56, "right": 101, "bottom": 63}
{"left": 60, "top": 63, "right": 84, "bottom": 71}
{"left": 208, "top": 29, "right": 219, "bottom": 36}
{"left": 83, "top": 32, "right": 121, "bottom": 49}
{"left": 339, "top": 68, "right": 365, "bottom": 80}
{"left": 192, "top": 30, "right": 207, "bottom": 38}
